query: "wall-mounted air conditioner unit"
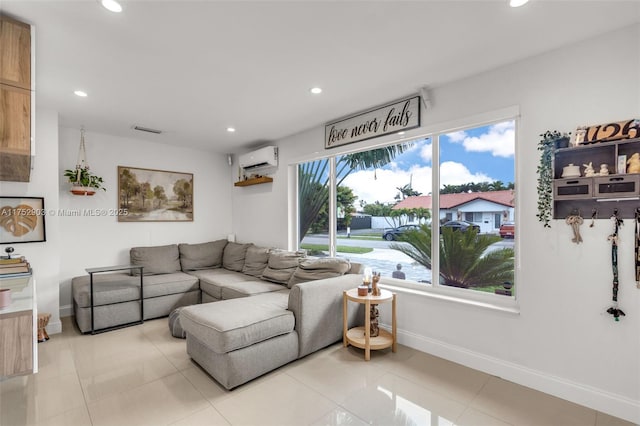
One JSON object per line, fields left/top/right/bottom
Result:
{"left": 239, "top": 146, "right": 278, "bottom": 175}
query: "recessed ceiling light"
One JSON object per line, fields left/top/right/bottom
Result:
{"left": 310, "top": 87, "right": 322, "bottom": 94}
{"left": 509, "top": 0, "right": 529, "bottom": 7}
{"left": 74, "top": 90, "right": 88, "bottom": 97}
{"left": 226, "top": 127, "right": 236, "bottom": 133}
{"left": 100, "top": 0, "right": 122, "bottom": 13}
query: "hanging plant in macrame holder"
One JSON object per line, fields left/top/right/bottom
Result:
{"left": 63, "top": 128, "right": 106, "bottom": 195}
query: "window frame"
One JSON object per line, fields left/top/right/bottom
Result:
{"left": 292, "top": 106, "right": 520, "bottom": 313}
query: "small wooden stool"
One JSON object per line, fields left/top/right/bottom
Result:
{"left": 38, "top": 313, "right": 51, "bottom": 342}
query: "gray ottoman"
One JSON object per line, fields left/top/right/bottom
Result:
{"left": 180, "top": 295, "right": 299, "bottom": 389}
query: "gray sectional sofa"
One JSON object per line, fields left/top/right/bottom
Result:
{"left": 72, "top": 243, "right": 201, "bottom": 333}
{"left": 72, "top": 239, "right": 364, "bottom": 388}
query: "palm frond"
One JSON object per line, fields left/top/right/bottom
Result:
{"left": 340, "top": 143, "right": 412, "bottom": 172}
{"left": 298, "top": 144, "right": 410, "bottom": 242}
{"left": 391, "top": 225, "right": 514, "bottom": 288}
{"left": 391, "top": 224, "right": 432, "bottom": 270}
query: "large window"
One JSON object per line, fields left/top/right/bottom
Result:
{"left": 436, "top": 121, "right": 515, "bottom": 295}
{"left": 298, "top": 158, "right": 331, "bottom": 253}
{"left": 296, "top": 117, "right": 516, "bottom": 299}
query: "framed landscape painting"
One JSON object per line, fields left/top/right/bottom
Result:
{"left": 118, "top": 166, "right": 193, "bottom": 222}
{"left": 0, "top": 196, "right": 46, "bottom": 244}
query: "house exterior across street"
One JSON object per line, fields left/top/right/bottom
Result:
{"left": 393, "top": 190, "right": 515, "bottom": 234}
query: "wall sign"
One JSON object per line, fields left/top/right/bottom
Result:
{"left": 325, "top": 96, "right": 421, "bottom": 149}
{"left": 576, "top": 118, "right": 640, "bottom": 145}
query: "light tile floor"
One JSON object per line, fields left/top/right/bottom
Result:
{"left": 0, "top": 317, "right": 635, "bottom": 426}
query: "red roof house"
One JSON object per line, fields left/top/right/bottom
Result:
{"left": 393, "top": 190, "right": 515, "bottom": 233}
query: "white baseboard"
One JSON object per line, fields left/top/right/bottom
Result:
{"left": 385, "top": 325, "right": 639, "bottom": 424}
{"left": 46, "top": 319, "right": 62, "bottom": 335}
{"left": 59, "top": 304, "right": 73, "bottom": 318}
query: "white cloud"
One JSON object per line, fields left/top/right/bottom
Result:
{"left": 419, "top": 142, "right": 432, "bottom": 163}
{"left": 491, "top": 121, "right": 514, "bottom": 133}
{"left": 448, "top": 121, "right": 515, "bottom": 157}
{"left": 440, "top": 161, "right": 493, "bottom": 185}
{"left": 342, "top": 165, "right": 433, "bottom": 205}
{"left": 342, "top": 161, "right": 493, "bottom": 206}
{"left": 339, "top": 130, "right": 504, "bottom": 207}
{"left": 447, "top": 130, "right": 467, "bottom": 142}
{"left": 403, "top": 142, "right": 421, "bottom": 154}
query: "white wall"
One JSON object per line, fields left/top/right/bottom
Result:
{"left": 58, "top": 128, "right": 233, "bottom": 316}
{"left": 231, "top": 25, "right": 640, "bottom": 423}
{"left": 0, "top": 108, "right": 62, "bottom": 333}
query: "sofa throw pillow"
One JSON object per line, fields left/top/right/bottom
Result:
{"left": 288, "top": 257, "right": 351, "bottom": 288}
{"left": 130, "top": 244, "right": 181, "bottom": 275}
{"left": 179, "top": 239, "right": 228, "bottom": 271}
{"left": 261, "top": 250, "right": 306, "bottom": 285}
{"left": 242, "top": 246, "right": 271, "bottom": 277}
{"left": 222, "top": 242, "right": 252, "bottom": 272}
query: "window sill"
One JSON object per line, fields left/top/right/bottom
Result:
{"left": 379, "top": 279, "right": 520, "bottom": 316}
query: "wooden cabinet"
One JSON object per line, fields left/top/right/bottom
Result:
{"left": 553, "top": 137, "right": 640, "bottom": 218}
{"left": 0, "top": 275, "right": 36, "bottom": 378}
{"left": 0, "top": 16, "right": 31, "bottom": 90}
{"left": 0, "top": 15, "right": 32, "bottom": 182}
{"left": 0, "top": 311, "right": 33, "bottom": 377}
{"left": 0, "top": 84, "right": 31, "bottom": 181}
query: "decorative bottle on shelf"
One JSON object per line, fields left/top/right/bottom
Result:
{"left": 363, "top": 267, "right": 372, "bottom": 293}
{"left": 372, "top": 272, "right": 381, "bottom": 296}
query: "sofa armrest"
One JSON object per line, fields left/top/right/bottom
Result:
{"left": 287, "top": 274, "right": 363, "bottom": 358}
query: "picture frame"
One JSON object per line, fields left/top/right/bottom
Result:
{"left": 0, "top": 196, "right": 46, "bottom": 244}
{"left": 118, "top": 166, "right": 193, "bottom": 222}
{"left": 617, "top": 155, "right": 627, "bottom": 175}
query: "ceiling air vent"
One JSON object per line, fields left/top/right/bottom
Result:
{"left": 133, "top": 125, "right": 162, "bottom": 134}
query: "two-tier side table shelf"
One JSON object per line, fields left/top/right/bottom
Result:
{"left": 343, "top": 288, "right": 396, "bottom": 361}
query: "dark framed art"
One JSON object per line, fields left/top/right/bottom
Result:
{"left": 0, "top": 196, "right": 46, "bottom": 244}
{"left": 118, "top": 166, "right": 193, "bottom": 222}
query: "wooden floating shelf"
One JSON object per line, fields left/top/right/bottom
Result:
{"left": 234, "top": 176, "right": 273, "bottom": 187}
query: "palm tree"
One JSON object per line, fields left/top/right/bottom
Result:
{"left": 395, "top": 183, "right": 422, "bottom": 199}
{"left": 298, "top": 143, "right": 411, "bottom": 241}
{"left": 488, "top": 180, "right": 506, "bottom": 191}
{"left": 390, "top": 224, "right": 514, "bottom": 288}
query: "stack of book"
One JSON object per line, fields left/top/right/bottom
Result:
{"left": 0, "top": 256, "right": 31, "bottom": 279}
{"left": 0, "top": 256, "right": 32, "bottom": 293}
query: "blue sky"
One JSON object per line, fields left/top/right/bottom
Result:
{"left": 342, "top": 120, "right": 515, "bottom": 204}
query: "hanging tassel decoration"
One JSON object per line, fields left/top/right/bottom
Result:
{"left": 635, "top": 208, "right": 640, "bottom": 287}
{"left": 606, "top": 209, "right": 625, "bottom": 321}
{"left": 566, "top": 210, "right": 583, "bottom": 244}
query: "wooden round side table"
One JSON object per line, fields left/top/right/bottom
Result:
{"left": 343, "top": 288, "right": 396, "bottom": 360}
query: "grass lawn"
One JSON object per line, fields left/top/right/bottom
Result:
{"left": 337, "top": 235, "right": 382, "bottom": 241}
{"left": 300, "top": 244, "right": 373, "bottom": 254}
